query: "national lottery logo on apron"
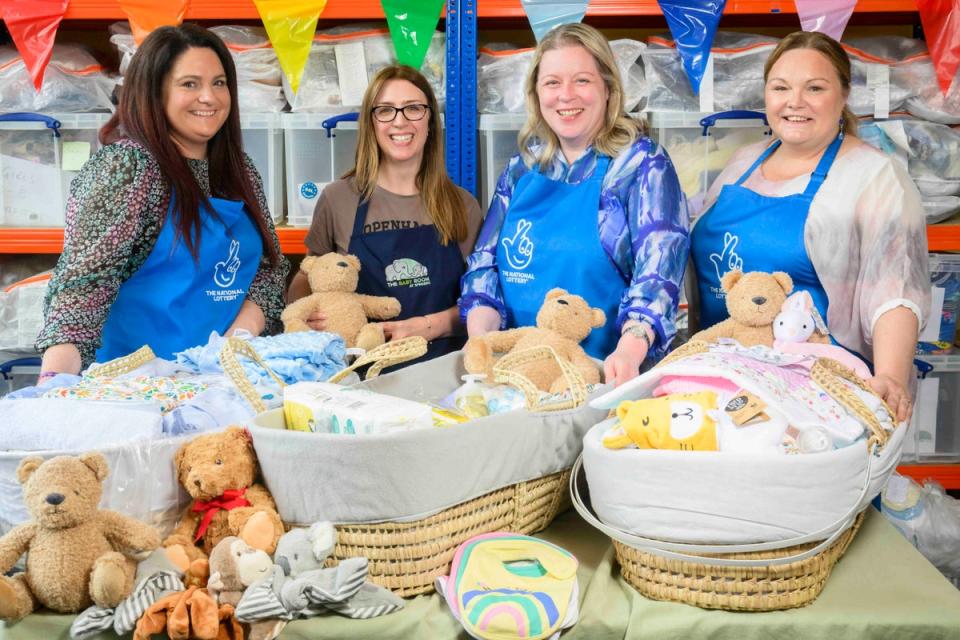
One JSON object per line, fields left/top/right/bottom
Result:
{"left": 385, "top": 258, "right": 431, "bottom": 288}
{"left": 500, "top": 218, "right": 536, "bottom": 285}
{"left": 208, "top": 239, "right": 245, "bottom": 302}
{"left": 708, "top": 231, "right": 743, "bottom": 298}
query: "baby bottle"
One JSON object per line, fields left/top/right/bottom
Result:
{"left": 798, "top": 427, "right": 833, "bottom": 454}
{"left": 455, "top": 374, "right": 490, "bottom": 419}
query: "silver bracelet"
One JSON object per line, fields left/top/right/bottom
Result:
{"left": 622, "top": 324, "right": 652, "bottom": 350}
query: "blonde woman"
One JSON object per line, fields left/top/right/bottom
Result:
{"left": 460, "top": 23, "right": 689, "bottom": 387}
{"left": 690, "top": 32, "right": 929, "bottom": 421}
{"left": 288, "top": 65, "right": 483, "bottom": 362}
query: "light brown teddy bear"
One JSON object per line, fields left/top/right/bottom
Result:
{"left": 691, "top": 270, "right": 795, "bottom": 347}
{"left": 0, "top": 453, "right": 160, "bottom": 621}
{"left": 163, "top": 427, "right": 284, "bottom": 564}
{"left": 281, "top": 253, "right": 401, "bottom": 350}
{"left": 463, "top": 288, "right": 606, "bottom": 393}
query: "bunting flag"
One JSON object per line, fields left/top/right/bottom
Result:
{"left": 519, "top": 0, "right": 589, "bottom": 43}
{"left": 118, "top": 0, "right": 190, "bottom": 45}
{"left": 380, "top": 0, "right": 445, "bottom": 69}
{"left": 794, "top": 0, "right": 856, "bottom": 41}
{"left": 917, "top": 0, "right": 960, "bottom": 96}
{"left": 252, "top": 0, "right": 328, "bottom": 95}
{"left": 0, "top": 0, "right": 69, "bottom": 91}
{"left": 657, "top": 0, "right": 727, "bottom": 96}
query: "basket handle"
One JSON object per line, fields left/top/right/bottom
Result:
{"left": 492, "top": 345, "right": 588, "bottom": 413}
{"left": 219, "top": 337, "right": 288, "bottom": 414}
{"left": 326, "top": 336, "right": 428, "bottom": 384}
{"left": 569, "top": 453, "right": 873, "bottom": 568}
{"left": 87, "top": 345, "right": 158, "bottom": 377}
{"left": 811, "top": 357, "right": 895, "bottom": 449}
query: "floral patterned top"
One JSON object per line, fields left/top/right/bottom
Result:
{"left": 459, "top": 136, "right": 690, "bottom": 361}
{"left": 36, "top": 138, "right": 290, "bottom": 367}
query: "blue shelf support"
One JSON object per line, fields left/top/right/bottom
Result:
{"left": 444, "top": 0, "right": 478, "bottom": 198}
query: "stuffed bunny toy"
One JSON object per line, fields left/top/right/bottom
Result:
{"left": 772, "top": 291, "right": 829, "bottom": 344}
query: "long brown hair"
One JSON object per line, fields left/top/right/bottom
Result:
{"left": 100, "top": 24, "right": 279, "bottom": 264}
{"left": 345, "top": 65, "right": 467, "bottom": 246}
{"left": 763, "top": 31, "right": 859, "bottom": 137}
{"left": 519, "top": 22, "right": 643, "bottom": 169}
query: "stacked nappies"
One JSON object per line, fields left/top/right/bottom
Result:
{"left": 283, "top": 382, "right": 433, "bottom": 434}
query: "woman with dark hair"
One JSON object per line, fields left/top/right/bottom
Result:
{"left": 288, "top": 65, "right": 483, "bottom": 363}
{"left": 690, "top": 31, "right": 929, "bottom": 421}
{"left": 36, "top": 24, "right": 289, "bottom": 375}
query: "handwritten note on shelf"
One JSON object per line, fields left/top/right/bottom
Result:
{"left": 0, "top": 154, "right": 64, "bottom": 226}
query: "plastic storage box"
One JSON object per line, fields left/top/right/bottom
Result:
{"left": 240, "top": 112, "right": 285, "bottom": 224}
{"left": 282, "top": 112, "right": 359, "bottom": 227}
{"left": 905, "top": 355, "right": 960, "bottom": 461}
{"left": 0, "top": 112, "right": 110, "bottom": 227}
{"left": 0, "top": 274, "right": 48, "bottom": 352}
{"left": 647, "top": 110, "right": 771, "bottom": 215}
{"left": 918, "top": 253, "right": 960, "bottom": 355}
{"left": 478, "top": 113, "right": 526, "bottom": 210}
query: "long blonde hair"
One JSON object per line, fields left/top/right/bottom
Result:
{"left": 345, "top": 65, "right": 467, "bottom": 245}
{"left": 763, "top": 31, "right": 859, "bottom": 137}
{"left": 518, "top": 23, "right": 643, "bottom": 169}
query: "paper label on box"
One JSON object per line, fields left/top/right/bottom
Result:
{"left": 295, "top": 181, "right": 327, "bottom": 224}
{"left": 0, "top": 154, "right": 63, "bottom": 225}
{"left": 62, "top": 141, "right": 91, "bottom": 171}
{"left": 698, "top": 54, "right": 715, "bottom": 114}
{"left": 918, "top": 286, "right": 945, "bottom": 343}
{"left": 335, "top": 41, "right": 368, "bottom": 107}
{"left": 866, "top": 63, "right": 890, "bottom": 120}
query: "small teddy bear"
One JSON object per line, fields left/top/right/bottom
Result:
{"left": 281, "top": 253, "right": 402, "bottom": 350}
{"left": 463, "top": 288, "right": 606, "bottom": 393}
{"left": 163, "top": 427, "right": 284, "bottom": 564}
{"left": 0, "top": 453, "right": 160, "bottom": 621}
{"left": 691, "top": 270, "right": 794, "bottom": 347}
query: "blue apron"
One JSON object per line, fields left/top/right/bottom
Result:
{"left": 348, "top": 197, "right": 466, "bottom": 368}
{"left": 495, "top": 155, "right": 625, "bottom": 359}
{"left": 691, "top": 132, "right": 843, "bottom": 329}
{"left": 96, "top": 197, "right": 262, "bottom": 362}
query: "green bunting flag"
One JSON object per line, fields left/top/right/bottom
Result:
{"left": 380, "top": 0, "right": 444, "bottom": 70}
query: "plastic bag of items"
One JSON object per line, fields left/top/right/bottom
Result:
{"left": 641, "top": 32, "right": 778, "bottom": 113}
{"left": 882, "top": 474, "right": 960, "bottom": 584}
{"left": 0, "top": 45, "right": 115, "bottom": 113}
{"left": 841, "top": 37, "right": 925, "bottom": 118}
{"left": 477, "top": 39, "right": 646, "bottom": 114}
{"left": 0, "top": 273, "right": 49, "bottom": 352}
{"left": 284, "top": 24, "right": 445, "bottom": 113}
{"left": 109, "top": 23, "right": 288, "bottom": 113}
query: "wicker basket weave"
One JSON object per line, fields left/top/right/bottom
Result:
{"left": 612, "top": 511, "right": 864, "bottom": 611}
{"left": 332, "top": 469, "right": 571, "bottom": 597}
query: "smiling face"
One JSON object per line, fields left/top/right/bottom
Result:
{"left": 764, "top": 48, "right": 847, "bottom": 154}
{"left": 372, "top": 78, "right": 430, "bottom": 170}
{"left": 163, "top": 46, "right": 230, "bottom": 160}
{"left": 536, "top": 45, "right": 609, "bottom": 163}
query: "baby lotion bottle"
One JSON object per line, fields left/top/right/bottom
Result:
{"left": 455, "top": 374, "right": 490, "bottom": 419}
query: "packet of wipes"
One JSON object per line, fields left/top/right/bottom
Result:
{"left": 283, "top": 382, "right": 433, "bottom": 434}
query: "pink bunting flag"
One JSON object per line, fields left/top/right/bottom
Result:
{"left": 794, "top": 0, "right": 856, "bottom": 42}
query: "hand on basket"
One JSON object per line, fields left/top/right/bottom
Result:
{"left": 868, "top": 373, "right": 912, "bottom": 423}
{"left": 603, "top": 330, "right": 649, "bottom": 388}
{"left": 305, "top": 310, "right": 327, "bottom": 332}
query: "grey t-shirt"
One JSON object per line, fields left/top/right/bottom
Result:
{"left": 304, "top": 178, "right": 484, "bottom": 259}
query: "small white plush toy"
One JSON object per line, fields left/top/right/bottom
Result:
{"left": 773, "top": 291, "right": 828, "bottom": 344}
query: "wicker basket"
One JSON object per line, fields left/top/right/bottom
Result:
{"left": 332, "top": 469, "right": 571, "bottom": 597}
{"left": 571, "top": 340, "right": 901, "bottom": 611}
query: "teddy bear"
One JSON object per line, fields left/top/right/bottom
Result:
{"left": 0, "top": 453, "right": 160, "bottom": 621}
{"left": 162, "top": 427, "right": 285, "bottom": 565}
{"left": 463, "top": 288, "right": 606, "bottom": 393}
{"left": 691, "top": 270, "right": 794, "bottom": 347}
{"left": 281, "top": 253, "right": 402, "bottom": 350}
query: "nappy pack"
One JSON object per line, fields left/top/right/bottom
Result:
{"left": 283, "top": 381, "right": 433, "bottom": 434}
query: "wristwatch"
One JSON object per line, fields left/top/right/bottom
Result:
{"left": 622, "top": 324, "right": 652, "bottom": 350}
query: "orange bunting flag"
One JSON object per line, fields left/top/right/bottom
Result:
{"left": 118, "top": 0, "right": 190, "bottom": 45}
{"left": 252, "top": 0, "right": 328, "bottom": 95}
{"left": 0, "top": 0, "right": 70, "bottom": 91}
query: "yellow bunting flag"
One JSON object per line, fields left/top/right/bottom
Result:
{"left": 252, "top": 0, "right": 328, "bottom": 95}
{"left": 118, "top": 0, "right": 190, "bottom": 45}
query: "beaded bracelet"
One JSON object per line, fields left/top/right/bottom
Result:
{"left": 37, "top": 371, "right": 60, "bottom": 383}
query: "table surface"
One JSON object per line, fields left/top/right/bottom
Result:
{"left": 3, "top": 507, "right": 960, "bottom": 640}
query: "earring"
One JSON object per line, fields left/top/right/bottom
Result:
{"left": 838, "top": 117, "right": 845, "bottom": 138}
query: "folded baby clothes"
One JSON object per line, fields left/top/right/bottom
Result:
{"left": 45, "top": 375, "right": 207, "bottom": 414}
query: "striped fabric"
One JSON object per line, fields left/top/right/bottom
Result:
{"left": 69, "top": 570, "right": 184, "bottom": 639}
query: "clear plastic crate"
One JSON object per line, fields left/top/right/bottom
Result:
{"left": 478, "top": 113, "right": 526, "bottom": 210}
{"left": 282, "top": 112, "right": 359, "bottom": 227}
{"left": 647, "top": 111, "right": 771, "bottom": 215}
{"left": 240, "top": 112, "right": 284, "bottom": 224}
{"left": 0, "top": 112, "right": 110, "bottom": 226}
{"left": 905, "top": 355, "right": 960, "bottom": 462}
{"left": 0, "top": 278, "right": 48, "bottom": 351}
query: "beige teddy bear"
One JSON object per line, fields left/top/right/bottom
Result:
{"left": 162, "top": 427, "right": 285, "bottom": 564}
{"left": 0, "top": 453, "right": 160, "bottom": 621}
{"left": 463, "top": 288, "right": 606, "bottom": 393}
{"left": 281, "top": 253, "right": 402, "bottom": 350}
{"left": 691, "top": 270, "right": 794, "bottom": 347}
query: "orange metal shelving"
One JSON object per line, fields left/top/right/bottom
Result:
{"left": 0, "top": 227, "right": 309, "bottom": 254}
{"left": 57, "top": 0, "right": 397, "bottom": 21}
{"left": 897, "top": 465, "right": 960, "bottom": 490}
{"left": 477, "top": 0, "right": 918, "bottom": 18}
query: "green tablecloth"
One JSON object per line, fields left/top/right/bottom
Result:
{"left": 4, "top": 508, "right": 959, "bottom": 639}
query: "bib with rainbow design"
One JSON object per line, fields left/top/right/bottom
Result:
{"left": 436, "top": 532, "right": 579, "bottom": 640}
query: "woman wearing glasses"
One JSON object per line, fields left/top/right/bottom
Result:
{"left": 288, "top": 65, "right": 483, "bottom": 361}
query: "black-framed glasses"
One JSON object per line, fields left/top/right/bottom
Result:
{"left": 371, "top": 103, "right": 430, "bottom": 123}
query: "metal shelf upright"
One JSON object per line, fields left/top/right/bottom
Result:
{"left": 445, "top": 0, "right": 478, "bottom": 198}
